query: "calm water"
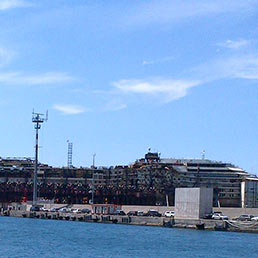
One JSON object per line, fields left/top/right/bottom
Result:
{"left": 0, "top": 217, "right": 257, "bottom": 258}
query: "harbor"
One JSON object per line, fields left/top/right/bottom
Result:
{"left": 1, "top": 1, "right": 257, "bottom": 257}
{"left": 1, "top": 151, "right": 258, "bottom": 234}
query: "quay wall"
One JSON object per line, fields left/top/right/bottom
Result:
{"left": 16, "top": 203, "right": 258, "bottom": 219}
{"left": 213, "top": 207, "right": 258, "bottom": 218}
{"left": 4, "top": 210, "right": 258, "bottom": 233}
{"left": 121, "top": 206, "right": 258, "bottom": 218}
{"left": 119, "top": 206, "right": 258, "bottom": 218}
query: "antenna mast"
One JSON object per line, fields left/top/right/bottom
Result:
{"left": 202, "top": 150, "right": 206, "bottom": 160}
{"left": 92, "top": 153, "right": 96, "bottom": 168}
{"left": 67, "top": 140, "right": 73, "bottom": 168}
{"left": 32, "top": 110, "right": 48, "bottom": 205}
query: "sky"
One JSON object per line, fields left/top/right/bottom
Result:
{"left": 0, "top": 0, "right": 257, "bottom": 174}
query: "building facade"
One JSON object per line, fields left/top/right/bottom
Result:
{"left": 241, "top": 177, "right": 258, "bottom": 208}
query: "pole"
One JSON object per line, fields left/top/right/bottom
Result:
{"left": 93, "top": 153, "right": 96, "bottom": 168}
{"left": 32, "top": 110, "right": 47, "bottom": 206}
{"left": 166, "top": 194, "right": 169, "bottom": 207}
{"left": 91, "top": 184, "right": 94, "bottom": 204}
{"left": 33, "top": 122, "right": 39, "bottom": 205}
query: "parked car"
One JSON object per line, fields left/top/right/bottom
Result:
{"left": 59, "top": 207, "right": 69, "bottom": 213}
{"left": 127, "top": 211, "right": 138, "bottom": 216}
{"left": 137, "top": 211, "right": 145, "bottom": 216}
{"left": 251, "top": 216, "right": 258, "bottom": 222}
{"left": 237, "top": 214, "right": 254, "bottom": 221}
{"left": 40, "top": 207, "right": 49, "bottom": 212}
{"left": 207, "top": 211, "right": 221, "bottom": 218}
{"left": 80, "top": 208, "right": 91, "bottom": 214}
{"left": 146, "top": 209, "right": 162, "bottom": 217}
{"left": 203, "top": 212, "right": 214, "bottom": 219}
{"left": 212, "top": 212, "right": 228, "bottom": 220}
{"left": 71, "top": 208, "right": 81, "bottom": 214}
{"left": 30, "top": 206, "right": 40, "bottom": 212}
{"left": 50, "top": 207, "right": 59, "bottom": 212}
{"left": 164, "top": 211, "right": 175, "bottom": 217}
{"left": 111, "top": 210, "right": 126, "bottom": 216}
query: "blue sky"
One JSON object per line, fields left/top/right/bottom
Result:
{"left": 0, "top": 0, "right": 257, "bottom": 174}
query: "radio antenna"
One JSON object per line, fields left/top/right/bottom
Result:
{"left": 67, "top": 140, "right": 73, "bottom": 168}
{"left": 32, "top": 110, "right": 48, "bottom": 205}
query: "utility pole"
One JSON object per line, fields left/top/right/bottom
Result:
{"left": 32, "top": 110, "right": 47, "bottom": 206}
{"left": 91, "top": 153, "right": 96, "bottom": 204}
{"left": 91, "top": 184, "right": 95, "bottom": 204}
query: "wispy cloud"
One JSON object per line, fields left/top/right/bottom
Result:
{"left": 217, "top": 39, "right": 250, "bottom": 50}
{"left": 192, "top": 55, "right": 258, "bottom": 81}
{"left": 53, "top": 104, "right": 86, "bottom": 115}
{"left": 113, "top": 79, "right": 201, "bottom": 102}
{"left": 142, "top": 56, "right": 173, "bottom": 65}
{"left": 112, "top": 103, "right": 127, "bottom": 111}
{"left": 0, "top": 72, "right": 75, "bottom": 85}
{"left": 231, "top": 56, "right": 258, "bottom": 80}
{"left": 0, "top": 0, "right": 32, "bottom": 10}
{"left": 0, "top": 47, "right": 15, "bottom": 66}
{"left": 123, "top": 0, "right": 257, "bottom": 26}
{"left": 112, "top": 54, "right": 258, "bottom": 105}
{"left": 103, "top": 99, "right": 127, "bottom": 111}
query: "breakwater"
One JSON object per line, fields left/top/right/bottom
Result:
{"left": 3, "top": 210, "right": 258, "bottom": 233}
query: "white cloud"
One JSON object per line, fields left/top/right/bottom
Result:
{"left": 113, "top": 79, "right": 201, "bottom": 102}
{"left": 217, "top": 39, "right": 250, "bottom": 50}
{"left": 0, "top": 0, "right": 32, "bottom": 10}
{"left": 142, "top": 56, "right": 173, "bottom": 65}
{"left": 0, "top": 72, "right": 75, "bottom": 85}
{"left": 192, "top": 55, "right": 258, "bottom": 81}
{"left": 53, "top": 104, "right": 86, "bottom": 115}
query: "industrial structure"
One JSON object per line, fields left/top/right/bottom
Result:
{"left": 0, "top": 151, "right": 257, "bottom": 208}
{"left": 67, "top": 141, "right": 73, "bottom": 168}
{"left": 32, "top": 110, "right": 47, "bottom": 205}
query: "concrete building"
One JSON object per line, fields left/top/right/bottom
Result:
{"left": 175, "top": 187, "right": 213, "bottom": 219}
{"left": 241, "top": 177, "right": 258, "bottom": 208}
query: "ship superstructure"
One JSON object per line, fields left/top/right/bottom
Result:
{"left": 0, "top": 152, "right": 257, "bottom": 208}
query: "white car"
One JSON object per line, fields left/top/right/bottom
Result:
{"left": 71, "top": 209, "right": 81, "bottom": 214}
{"left": 164, "top": 211, "right": 175, "bottom": 217}
{"left": 40, "top": 207, "right": 49, "bottom": 212}
{"left": 251, "top": 216, "right": 258, "bottom": 222}
{"left": 59, "top": 207, "right": 69, "bottom": 213}
{"left": 212, "top": 212, "right": 228, "bottom": 220}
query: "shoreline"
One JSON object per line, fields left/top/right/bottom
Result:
{"left": 2, "top": 210, "right": 258, "bottom": 234}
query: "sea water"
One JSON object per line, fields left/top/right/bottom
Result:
{"left": 0, "top": 217, "right": 257, "bottom": 258}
